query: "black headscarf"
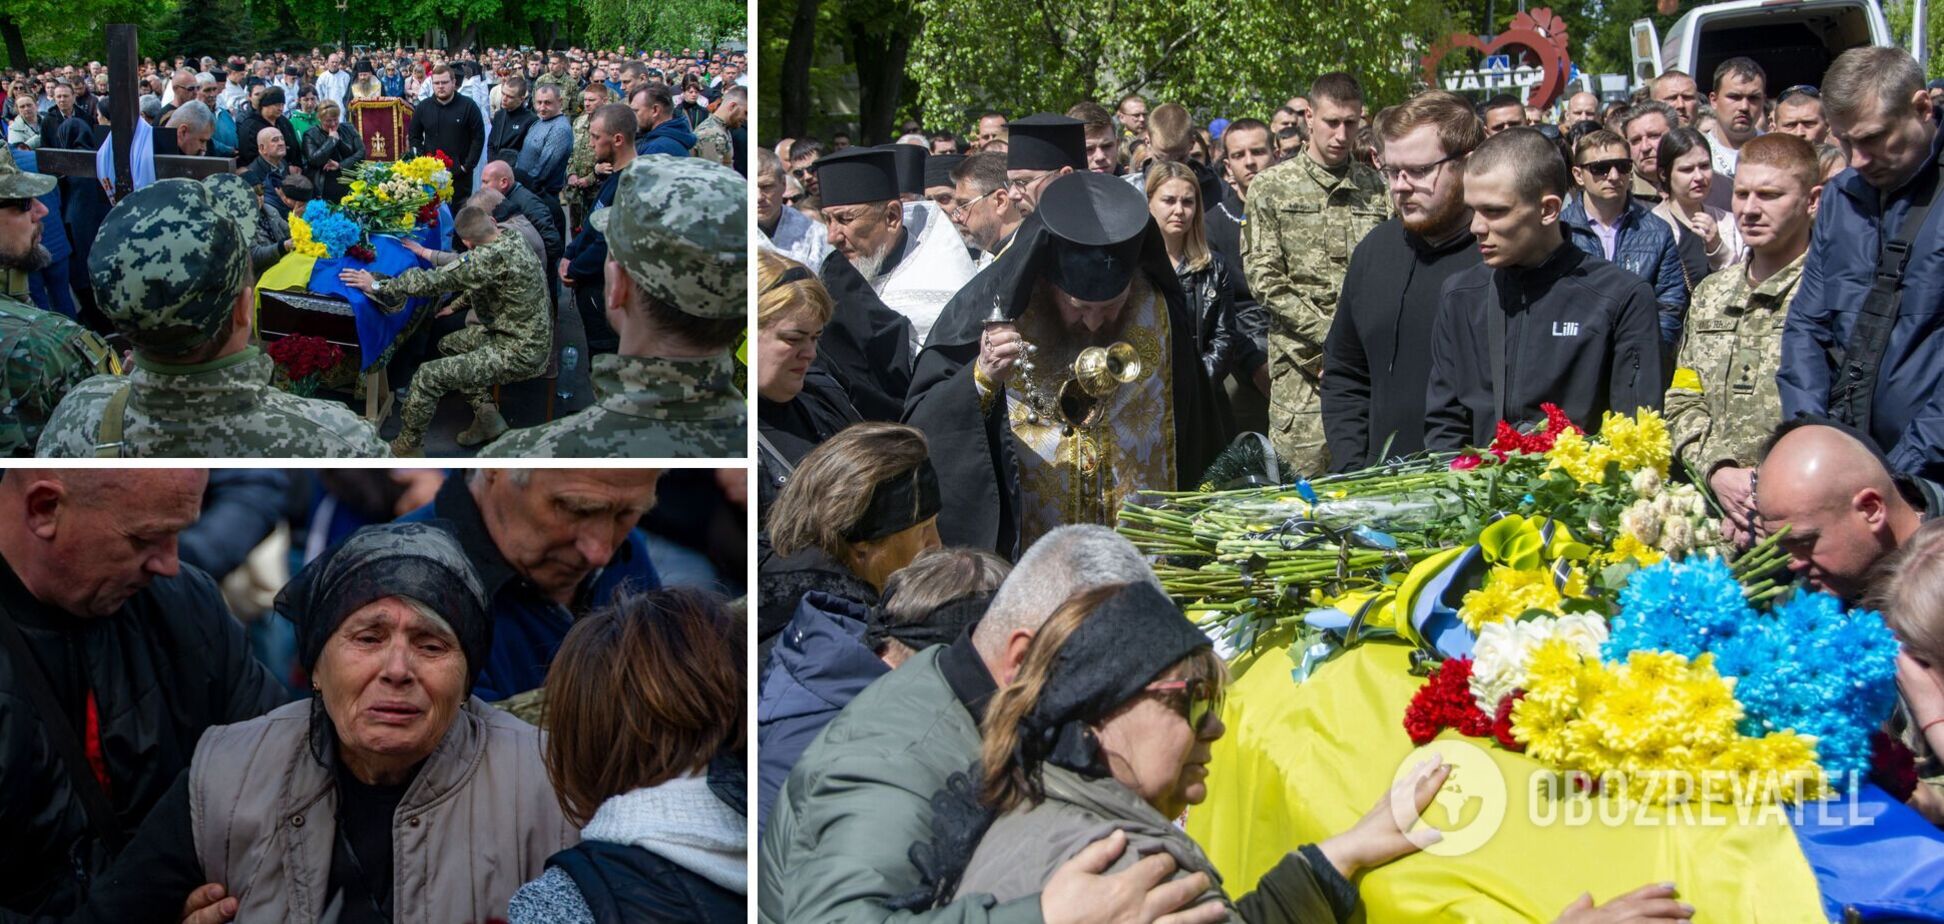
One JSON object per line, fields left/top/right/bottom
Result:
{"left": 1014, "top": 581, "right": 1211, "bottom": 791}
{"left": 275, "top": 520, "right": 491, "bottom": 687}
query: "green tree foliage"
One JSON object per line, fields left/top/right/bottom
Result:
{"left": 581, "top": 0, "right": 746, "bottom": 53}
{"left": 1886, "top": 0, "right": 1943, "bottom": 79}
{"left": 904, "top": 0, "right": 1458, "bottom": 132}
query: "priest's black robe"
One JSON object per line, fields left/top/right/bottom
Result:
{"left": 816, "top": 251, "right": 914, "bottom": 422}
{"left": 902, "top": 216, "right": 1233, "bottom": 559}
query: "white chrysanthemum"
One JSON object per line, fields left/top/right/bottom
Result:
{"left": 1551, "top": 613, "right": 1609, "bottom": 658}
{"left": 1631, "top": 468, "right": 1663, "bottom": 499}
{"left": 1660, "top": 516, "right": 1696, "bottom": 554}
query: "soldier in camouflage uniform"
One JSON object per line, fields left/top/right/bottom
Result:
{"left": 690, "top": 85, "right": 744, "bottom": 171}
{"left": 1242, "top": 73, "right": 1390, "bottom": 475}
{"left": 1664, "top": 252, "right": 1805, "bottom": 470}
{"left": 482, "top": 155, "right": 746, "bottom": 458}
{"left": 341, "top": 204, "right": 552, "bottom": 456}
{"left": 1665, "top": 133, "right": 1822, "bottom": 533}
{"left": 564, "top": 84, "right": 612, "bottom": 220}
{"left": 0, "top": 156, "right": 118, "bottom": 456}
{"left": 38, "top": 175, "right": 389, "bottom": 458}
{"left": 535, "top": 57, "right": 581, "bottom": 116}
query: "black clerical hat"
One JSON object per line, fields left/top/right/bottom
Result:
{"left": 1007, "top": 113, "right": 1086, "bottom": 172}
{"left": 879, "top": 143, "right": 927, "bottom": 197}
{"left": 813, "top": 147, "right": 901, "bottom": 207}
{"left": 1039, "top": 171, "right": 1149, "bottom": 301}
{"left": 925, "top": 153, "right": 965, "bottom": 190}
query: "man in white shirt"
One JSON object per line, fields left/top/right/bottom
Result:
{"left": 1704, "top": 56, "right": 1767, "bottom": 210}
{"left": 316, "top": 53, "right": 350, "bottom": 109}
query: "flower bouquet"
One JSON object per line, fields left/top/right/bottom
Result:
{"left": 265, "top": 334, "right": 349, "bottom": 397}
{"left": 288, "top": 200, "right": 362, "bottom": 259}
{"left": 1116, "top": 406, "right": 1724, "bottom": 653}
{"left": 1401, "top": 556, "right": 1900, "bottom": 805}
{"left": 338, "top": 151, "right": 453, "bottom": 236}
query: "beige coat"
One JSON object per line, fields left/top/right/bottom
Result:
{"left": 188, "top": 696, "right": 577, "bottom": 923}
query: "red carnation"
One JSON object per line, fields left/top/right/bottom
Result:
{"left": 416, "top": 201, "right": 439, "bottom": 224}
{"left": 1450, "top": 453, "right": 1484, "bottom": 471}
{"left": 432, "top": 149, "right": 454, "bottom": 168}
{"left": 347, "top": 243, "right": 376, "bottom": 264}
{"left": 1403, "top": 658, "right": 1498, "bottom": 745}
{"left": 1492, "top": 691, "right": 1526, "bottom": 751}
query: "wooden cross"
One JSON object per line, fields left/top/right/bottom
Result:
{"left": 34, "top": 24, "right": 233, "bottom": 199}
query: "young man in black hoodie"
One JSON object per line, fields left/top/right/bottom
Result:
{"left": 1323, "top": 91, "right": 1483, "bottom": 469}
{"left": 1424, "top": 127, "right": 1662, "bottom": 450}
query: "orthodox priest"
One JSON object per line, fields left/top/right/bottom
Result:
{"left": 807, "top": 148, "right": 914, "bottom": 422}
{"left": 814, "top": 146, "right": 977, "bottom": 352}
{"left": 906, "top": 171, "right": 1231, "bottom": 557}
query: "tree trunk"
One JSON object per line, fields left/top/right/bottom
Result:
{"left": 780, "top": 0, "right": 819, "bottom": 141}
{"left": 0, "top": 14, "right": 26, "bottom": 71}
{"left": 851, "top": 19, "right": 916, "bottom": 145}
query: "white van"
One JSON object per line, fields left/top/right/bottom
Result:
{"left": 1629, "top": 0, "right": 1902, "bottom": 93}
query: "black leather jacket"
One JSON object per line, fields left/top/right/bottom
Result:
{"left": 1177, "top": 256, "right": 1242, "bottom": 382}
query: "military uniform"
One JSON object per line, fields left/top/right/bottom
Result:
{"left": 39, "top": 349, "right": 388, "bottom": 457}
{"left": 0, "top": 296, "right": 117, "bottom": 456}
{"left": 564, "top": 111, "right": 601, "bottom": 217}
{"left": 691, "top": 114, "right": 733, "bottom": 169}
{"left": 1241, "top": 150, "right": 1389, "bottom": 474}
{"left": 0, "top": 154, "right": 118, "bottom": 456}
{"left": 481, "top": 353, "right": 743, "bottom": 457}
{"left": 485, "top": 154, "right": 747, "bottom": 459}
{"left": 373, "top": 230, "right": 552, "bottom": 454}
{"left": 35, "top": 173, "right": 390, "bottom": 457}
{"left": 1664, "top": 253, "right": 1805, "bottom": 470}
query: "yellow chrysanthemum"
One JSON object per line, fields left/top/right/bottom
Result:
{"left": 1457, "top": 566, "right": 1564, "bottom": 630}
{"left": 287, "top": 214, "right": 326, "bottom": 258}
{"left": 1607, "top": 533, "right": 1664, "bottom": 567}
{"left": 1599, "top": 409, "right": 1672, "bottom": 477}
{"left": 1546, "top": 428, "right": 1616, "bottom": 484}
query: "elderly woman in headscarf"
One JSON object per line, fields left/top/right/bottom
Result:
{"left": 21, "top": 521, "right": 577, "bottom": 924}
{"left": 951, "top": 581, "right": 1453, "bottom": 923}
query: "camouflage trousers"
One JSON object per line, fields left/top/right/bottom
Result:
{"left": 1269, "top": 361, "right": 1330, "bottom": 477}
{"left": 397, "top": 327, "right": 525, "bottom": 443}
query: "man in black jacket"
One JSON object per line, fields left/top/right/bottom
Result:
{"left": 488, "top": 74, "right": 538, "bottom": 165}
{"left": 1425, "top": 128, "right": 1662, "bottom": 450}
{"left": 1324, "top": 91, "right": 1483, "bottom": 469}
{"left": 408, "top": 64, "right": 486, "bottom": 210}
{"left": 480, "top": 159, "right": 562, "bottom": 269}
{"left": 0, "top": 469, "right": 285, "bottom": 915}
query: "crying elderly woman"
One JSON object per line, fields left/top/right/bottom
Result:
{"left": 28, "top": 521, "right": 576, "bottom": 924}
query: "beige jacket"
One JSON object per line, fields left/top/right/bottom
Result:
{"left": 188, "top": 696, "right": 577, "bottom": 923}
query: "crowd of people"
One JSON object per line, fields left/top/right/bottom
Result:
{"left": 0, "top": 42, "right": 750, "bottom": 458}
{"left": 755, "top": 42, "right": 1944, "bottom": 923}
{"left": 0, "top": 467, "right": 747, "bottom": 923}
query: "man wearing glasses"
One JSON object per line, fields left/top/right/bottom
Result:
{"left": 1322, "top": 91, "right": 1482, "bottom": 470}
{"left": 155, "top": 68, "right": 198, "bottom": 124}
{"left": 1003, "top": 113, "right": 1086, "bottom": 215}
{"left": 947, "top": 151, "right": 1025, "bottom": 267}
{"left": 0, "top": 156, "right": 115, "bottom": 456}
{"left": 1560, "top": 128, "right": 1687, "bottom": 357}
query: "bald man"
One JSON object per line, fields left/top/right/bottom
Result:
{"left": 1565, "top": 91, "right": 1601, "bottom": 127}
{"left": 1750, "top": 420, "right": 1943, "bottom": 601}
{"left": 0, "top": 469, "right": 283, "bottom": 915}
{"left": 242, "top": 125, "right": 294, "bottom": 217}
{"left": 480, "top": 159, "right": 563, "bottom": 267}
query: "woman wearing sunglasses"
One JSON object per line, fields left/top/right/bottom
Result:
{"left": 953, "top": 580, "right": 1452, "bottom": 922}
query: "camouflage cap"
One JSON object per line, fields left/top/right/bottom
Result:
{"left": 0, "top": 154, "right": 56, "bottom": 199}
{"left": 89, "top": 175, "right": 256, "bottom": 354}
{"left": 590, "top": 154, "right": 745, "bottom": 319}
